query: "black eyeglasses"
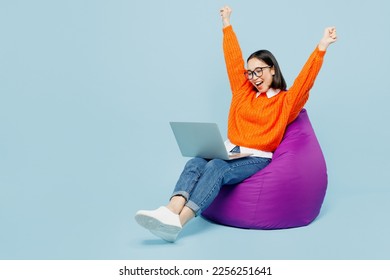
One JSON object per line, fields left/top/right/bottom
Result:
{"left": 245, "top": 66, "right": 272, "bottom": 80}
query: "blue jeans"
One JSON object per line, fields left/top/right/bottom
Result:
{"left": 171, "top": 157, "right": 271, "bottom": 216}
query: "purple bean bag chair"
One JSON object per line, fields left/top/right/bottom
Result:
{"left": 202, "top": 109, "right": 328, "bottom": 229}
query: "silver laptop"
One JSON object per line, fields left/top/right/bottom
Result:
{"left": 169, "top": 122, "right": 252, "bottom": 160}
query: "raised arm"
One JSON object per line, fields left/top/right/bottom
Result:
{"left": 286, "top": 26, "right": 338, "bottom": 121}
{"left": 220, "top": 6, "right": 253, "bottom": 95}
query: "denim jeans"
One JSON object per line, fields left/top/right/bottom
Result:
{"left": 171, "top": 156, "right": 271, "bottom": 216}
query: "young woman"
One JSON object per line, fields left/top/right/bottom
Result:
{"left": 135, "top": 6, "right": 337, "bottom": 242}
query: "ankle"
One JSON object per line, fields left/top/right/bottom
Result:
{"left": 179, "top": 206, "right": 195, "bottom": 226}
{"left": 167, "top": 195, "right": 186, "bottom": 214}
{"left": 166, "top": 204, "right": 180, "bottom": 215}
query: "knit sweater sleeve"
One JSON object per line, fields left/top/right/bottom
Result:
{"left": 286, "top": 47, "right": 326, "bottom": 122}
{"left": 223, "top": 26, "right": 253, "bottom": 95}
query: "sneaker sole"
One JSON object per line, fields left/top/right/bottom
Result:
{"left": 135, "top": 213, "right": 182, "bottom": 233}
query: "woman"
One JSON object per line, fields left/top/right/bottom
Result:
{"left": 135, "top": 6, "right": 337, "bottom": 242}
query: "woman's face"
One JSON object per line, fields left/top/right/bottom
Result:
{"left": 246, "top": 58, "right": 275, "bottom": 93}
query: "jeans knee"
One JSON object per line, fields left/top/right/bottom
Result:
{"left": 185, "top": 157, "right": 208, "bottom": 170}
{"left": 206, "top": 159, "right": 228, "bottom": 172}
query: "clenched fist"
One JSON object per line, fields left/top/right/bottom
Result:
{"left": 319, "top": 27, "right": 338, "bottom": 51}
{"left": 220, "top": 6, "right": 232, "bottom": 27}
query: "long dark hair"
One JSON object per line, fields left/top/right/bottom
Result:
{"left": 247, "top": 50, "right": 287, "bottom": 91}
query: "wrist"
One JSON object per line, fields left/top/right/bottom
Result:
{"left": 318, "top": 40, "right": 329, "bottom": 51}
{"left": 222, "top": 18, "right": 231, "bottom": 27}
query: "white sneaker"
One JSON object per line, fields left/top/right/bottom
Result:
{"left": 135, "top": 206, "right": 182, "bottom": 242}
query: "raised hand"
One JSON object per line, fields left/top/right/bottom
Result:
{"left": 220, "top": 6, "right": 232, "bottom": 27}
{"left": 318, "top": 27, "right": 337, "bottom": 51}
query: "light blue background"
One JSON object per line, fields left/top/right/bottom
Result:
{"left": 1, "top": 0, "right": 389, "bottom": 259}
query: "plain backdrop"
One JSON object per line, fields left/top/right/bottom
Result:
{"left": 1, "top": 0, "right": 389, "bottom": 259}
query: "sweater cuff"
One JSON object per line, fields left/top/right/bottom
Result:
{"left": 223, "top": 25, "right": 233, "bottom": 33}
{"left": 316, "top": 45, "right": 327, "bottom": 57}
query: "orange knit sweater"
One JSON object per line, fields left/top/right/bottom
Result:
{"left": 223, "top": 25, "right": 326, "bottom": 152}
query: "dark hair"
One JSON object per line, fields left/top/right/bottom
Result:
{"left": 247, "top": 50, "right": 287, "bottom": 91}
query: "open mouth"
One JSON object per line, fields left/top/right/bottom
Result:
{"left": 254, "top": 81, "right": 263, "bottom": 89}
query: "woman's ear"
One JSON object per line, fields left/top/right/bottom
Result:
{"left": 271, "top": 66, "right": 276, "bottom": 76}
